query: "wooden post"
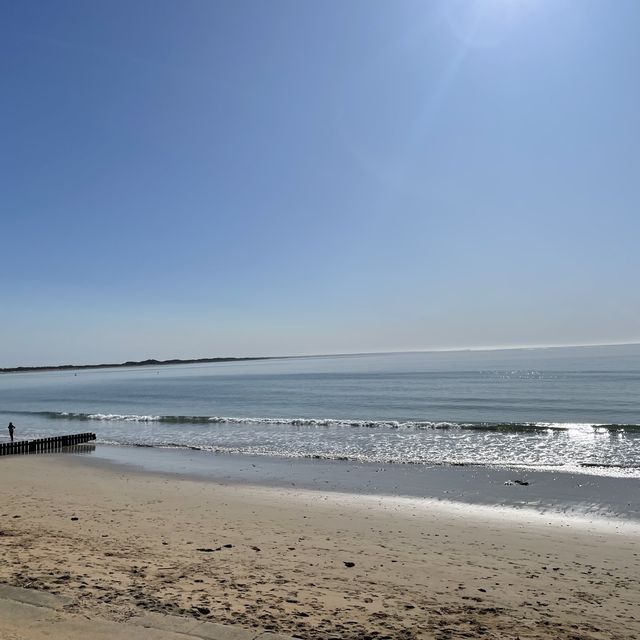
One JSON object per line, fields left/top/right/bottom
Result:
{"left": 0, "top": 433, "right": 96, "bottom": 456}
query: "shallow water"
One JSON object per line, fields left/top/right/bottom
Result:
{"left": 1, "top": 345, "right": 639, "bottom": 475}
{"left": 75, "top": 444, "right": 640, "bottom": 522}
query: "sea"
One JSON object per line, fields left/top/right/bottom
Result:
{"left": 1, "top": 345, "right": 640, "bottom": 478}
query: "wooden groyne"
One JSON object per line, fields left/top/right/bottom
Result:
{"left": 0, "top": 433, "right": 96, "bottom": 456}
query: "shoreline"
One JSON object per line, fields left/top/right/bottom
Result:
{"left": 1, "top": 453, "right": 639, "bottom": 639}
{"left": 0, "top": 356, "right": 272, "bottom": 375}
{"left": 3, "top": 341, "right": 639, "bottom": 374}
{"left": 74, "top": 443, "right": 640, "bottom": 522}
{"left": 81, "top": 446, "right": 640, "bottom": 537}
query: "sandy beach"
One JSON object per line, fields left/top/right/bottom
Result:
{"left": 1, "top": 453, "right": 639, "bottom": 640}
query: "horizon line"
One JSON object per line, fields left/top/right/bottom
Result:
{"left": 315, "top": 340, "right": 640, "bottom": 358}
{"left": 2, "top": 340, "right": 640, "bottom": 372}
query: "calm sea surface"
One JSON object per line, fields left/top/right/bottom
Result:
{"left": 1, "top": 345, "right": 640, "bottom": 476}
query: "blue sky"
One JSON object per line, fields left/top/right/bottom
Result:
{"left": 2, "top": 0, "right": 639, "bottom": 366}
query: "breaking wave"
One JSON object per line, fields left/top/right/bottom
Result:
{"left": 14, "top": 411, "right": 640, "bottom": 433}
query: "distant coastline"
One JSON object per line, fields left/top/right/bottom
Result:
{"left": 0, "top": 356, "right": 270, "bottom": 375}
{"left": 2, "top": 341, "right": 638, "bottom": 375}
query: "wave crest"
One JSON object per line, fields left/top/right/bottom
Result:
{"left": 15, "top": 411, "right": 640, "bottom": 433}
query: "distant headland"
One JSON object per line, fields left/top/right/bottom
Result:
{"left": 0, "top": 356, "right": 270, "bottom": 374}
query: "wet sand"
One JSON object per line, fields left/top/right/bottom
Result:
{"left": 1, "top": 453, "right": 639, "bottom": 639}
{"left": 89, "top": 444, "right": 640, "bottom": 521}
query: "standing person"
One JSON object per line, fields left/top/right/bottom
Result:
{"left": 8, "top": 422, "right": 15, "bottom": 442}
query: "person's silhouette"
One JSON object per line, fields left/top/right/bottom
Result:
{"left": 8, "top": 422, "right": 15, "bottom": 443}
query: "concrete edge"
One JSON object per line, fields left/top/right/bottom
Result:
{"left": 0, "top": 584, "right": 296, "bottom": 640}
{"left": 0, "top": 583, "right": 72, "bottom": 609}
{"left": 131, "top": 612, "right": 295, "bottom": 640}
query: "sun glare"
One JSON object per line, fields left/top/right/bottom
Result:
{"left": 444, "top": 0, "right": 539, "bottom": 47}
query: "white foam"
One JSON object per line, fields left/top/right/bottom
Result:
{"left": 87, "top": 413, "right": 161, "bottom": 422}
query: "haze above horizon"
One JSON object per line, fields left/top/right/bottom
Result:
{"left": 2, "top": 0, "right": 639, "bottom": 368}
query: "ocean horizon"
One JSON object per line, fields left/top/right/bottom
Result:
{"left": 2, "top": 343, "right": 639, "bottom": 478}
{"left": 4, "top": 340, "right": 640, "bottom": 372}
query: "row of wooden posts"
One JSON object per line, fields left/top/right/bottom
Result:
{"left": 0, "top": 432, "right": 96, "bottom": 456}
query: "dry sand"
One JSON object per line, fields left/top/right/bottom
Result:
{"left": 1, "top": 454, "right": 639, "bottom": 640}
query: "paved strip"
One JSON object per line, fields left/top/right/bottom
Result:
{"left": 0, "top": 584, "right": 294, "bottom": 640}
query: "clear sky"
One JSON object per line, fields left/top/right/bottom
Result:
{"left": 2, "top": 0, "right": 639, "bottom": 366}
